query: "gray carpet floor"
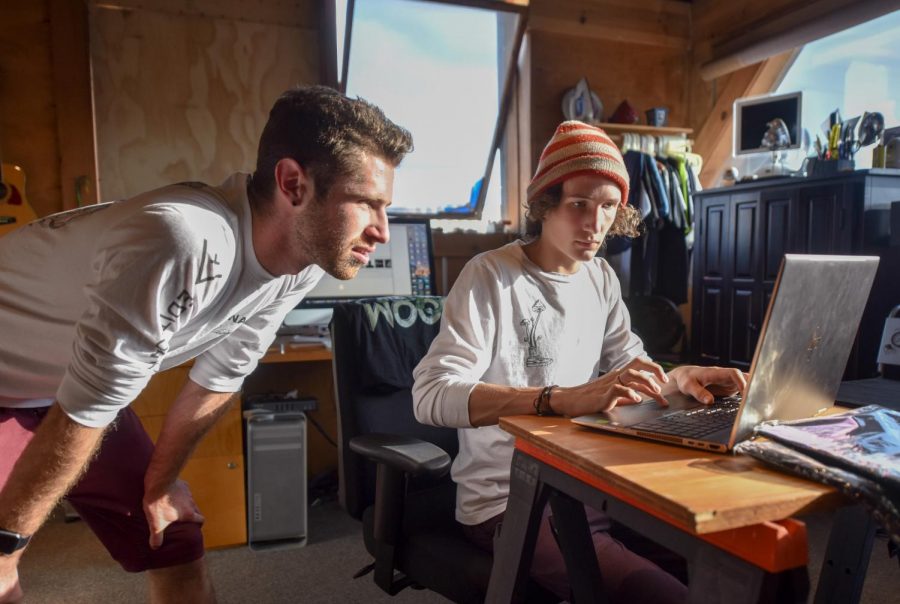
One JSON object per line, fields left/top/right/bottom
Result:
{"left": 18, "top": 500, "right": 448, "bottom": 604}
{"left": 17, "top": 501, "right": 899, "bottom": 603}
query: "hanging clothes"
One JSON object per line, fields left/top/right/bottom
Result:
{"left": 602, "top": 147, "right": 700, "bottom": 307}
{"left": 655, "top": 158, "right": 690, "bottom": 305}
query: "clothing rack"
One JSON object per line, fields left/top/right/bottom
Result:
{"left": 595, "top": 122, "right": 693, "bottom": 138}
{"left": 596, "top": 122, "right": 701, "bottom": 173}
{"left": 595, "top": 122, "right": 693, "bottom": 150}
{"left": 603, "top": 120, "right": 705, "bottom": 312}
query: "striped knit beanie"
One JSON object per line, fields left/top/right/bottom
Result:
{"left": 526, "top": 121, "right": 629, "bottom": 206}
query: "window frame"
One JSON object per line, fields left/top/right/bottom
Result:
{"left": 333, "top": 0, "right": 529, "bottom": 221}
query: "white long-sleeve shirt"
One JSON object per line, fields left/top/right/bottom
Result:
{"left": 0, "top": 174, "right": 323, "bottom": 427}
{"left": 412, "top": 241, "right": 644, "bottom": 525}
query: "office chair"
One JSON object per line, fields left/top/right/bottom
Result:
{"left": 331, "top": 296, "right": 557, "bottom": 603}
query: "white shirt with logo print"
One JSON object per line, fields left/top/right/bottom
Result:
{"left": 412, "top": 240, "right": 645, "bottom": 525}
{"left": 0, "top": 174, "right": 323, "bottom": 428}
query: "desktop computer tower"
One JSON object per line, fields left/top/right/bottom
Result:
{"left": 244, "top": 407, "right": 308, "bottom": 550}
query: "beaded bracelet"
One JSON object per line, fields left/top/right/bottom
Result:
{"left": 533, "top": 384, "right": 558, "bottom": 416}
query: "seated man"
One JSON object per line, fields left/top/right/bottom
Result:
{"left": 412, "top": 121, "right": 745, "bottom": 603}
{"left": 0, "top": 85, "right": 412, "bottom": 603}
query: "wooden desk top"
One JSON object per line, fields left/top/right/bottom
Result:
{"left": 500, "top": 415, "right": 843, "bottom": 535}
{"left": 261, "top": 342, "right": 332, "bottom": 363}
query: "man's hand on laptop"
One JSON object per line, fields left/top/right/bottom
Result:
{"left": 663, "top": 366, "right": 748, "bottom": 405}
{"left": 614, "top": 357, "right": 671, "bottom": 408}
{"left": 551, "top": 357, "right": 670, "bottom": 415}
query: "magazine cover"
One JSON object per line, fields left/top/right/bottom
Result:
{"left": 736, "top": 405, "right": 899, "bottom": 544}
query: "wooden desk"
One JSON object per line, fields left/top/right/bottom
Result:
{"left": 131, "top": 342, "right": 334, "bottom": 549}
{"left": 261, "top": 341, "right": 333, "bottom": 364}
{"left": 486, "top": 416, "right": 876, "bottom": 604}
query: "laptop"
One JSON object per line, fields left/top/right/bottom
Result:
{"left": 572, "top": 254, "right": 880, "bottom": 452}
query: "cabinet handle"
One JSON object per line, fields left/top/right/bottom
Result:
{"left": 226, "top": 462, "right": 238, "bottom": 469}
{"left": 748, "top": 322, "right": 759, "bottom": 332}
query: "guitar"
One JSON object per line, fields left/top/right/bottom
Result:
{"left": 0, "top": 162, "right": 37, "bottom": 237}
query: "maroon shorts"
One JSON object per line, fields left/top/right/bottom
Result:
{"left": 0, "top": 406, "right": 205, "bottom": 572}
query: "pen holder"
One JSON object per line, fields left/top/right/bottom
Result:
{"left": 872, "top": 145, "right": 886, "bottom": 168}
{"left": 808, "top": 158, "right": 855, "bottom": 177}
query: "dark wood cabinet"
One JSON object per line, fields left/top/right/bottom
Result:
{"left": 692, "top": 169, "right": 900, "bottom": 378}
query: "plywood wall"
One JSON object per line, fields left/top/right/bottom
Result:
{"left": 528, "top": 30, "right": 689, "bottom": 165}
{"left": 0, "top": 2, "right": 62, "bottom": 218}
{"left": 524, "top": 0, "right": 691, "bottom": 172}
{"left": 90, "top": 4, "right": 319, "bottom": 201}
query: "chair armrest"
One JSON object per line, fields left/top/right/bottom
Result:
{"left": 350, "top": 433, "right": 451, "bottom": 478}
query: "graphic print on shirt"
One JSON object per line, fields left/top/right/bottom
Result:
{"left": 148, "top": 237, "right": 224, "bottom": 367}
{"left": 196, "top": 238, "right": 223, "bottom": 284}
{"left": 363, "top": 297, "right": 443, "bottom": 332}
{"left": 520, "top": 299, "right": 552, "bottom": 367}
{"left": 33, "top": 203, "right": 111, "bottom": 229}
{"left": 211, "top": 314, "right": 247, "bottom": 336}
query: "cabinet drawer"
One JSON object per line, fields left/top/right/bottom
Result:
{"left": 140, "top": 403, "right": 243, "bottom": 458}
{"left": 180, "top": 454, "right": 247, "bottom": 549}
{"left": 131, "top": 367, "right": 192, "bottom": 417}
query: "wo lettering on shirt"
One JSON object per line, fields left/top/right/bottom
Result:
{"left": 362, "top": 297, "right": 442, "bottom": 332}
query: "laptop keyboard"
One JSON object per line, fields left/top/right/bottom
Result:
{"left": 631, "top": 395, "right": 742, "bottom": 439}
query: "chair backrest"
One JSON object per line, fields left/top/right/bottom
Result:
{"left": 330, "top": 296, "right": 456, "bottom": 519}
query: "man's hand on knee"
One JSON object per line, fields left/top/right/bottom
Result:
{"left": 143, "top": 480, "right": 205, "bottom": 550}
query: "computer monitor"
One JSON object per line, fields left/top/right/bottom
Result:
{"left": 281, "top": 218, "right": 436, "bottom": 331}
{"left": 733, "top": 91, "right": 802, "bottom": 157}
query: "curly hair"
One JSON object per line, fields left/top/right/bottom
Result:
{"left": 250, "top": 85, "right": 413, "bottom": 205}
{"left": 523, "top": 183, "right": 642, "bottom": 239}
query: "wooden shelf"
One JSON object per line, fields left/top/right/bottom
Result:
{"left": 593, "top": 122, "right": 693, "bottom": 136}
{"left": 261, "top": 343, "right": 332, "bottom": 363}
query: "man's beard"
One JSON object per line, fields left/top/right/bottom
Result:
{"left": 297, "top": 209, "right": 364, "bottom": 280}
{"left": 321, "top": 240, "right": 364, "bottom": 280}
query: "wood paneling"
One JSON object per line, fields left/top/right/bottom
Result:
{"left": 0, "top": 2, "right": 62, "bottom": 218}
{"left": 132, "top": 365, "right": 247, "bottom": 548}
{"left": 692, "top": 0, "right": 808, "bottom": 64}
{"left": 50, "top": 0, "right": 99, "bottom": 209}
{"left": 131, "top": 365, "right": 192, "bottom": 416}
{"left": 528, "top": 29, "right": 688, "bottom": 168}
{"left": 529, "top": 0, "right": 690, "bottom": 49}
{"left": 692, "top": 0, "right": 897, "bottom": 74}
{"left": 141, "top": 403, "right": 244, "bottom": 459}
{"left": 432, "top": 231, "right": 516, "bottom": 295}
{"left": 180, "top": 454, "right": 247, "bottom": 549}
{"left": 90, "top": 5, "right": 318, "bottom": 200}
{"left": 87, "top": 0, "right": 318, "bottom": 28}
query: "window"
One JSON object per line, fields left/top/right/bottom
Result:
{"left": 776, "top": 11, "right": 900, "bottom": 169}
{"left": 337, "top": 0, "right": 525, "bottom": 231}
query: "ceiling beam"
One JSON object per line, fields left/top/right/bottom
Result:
{"left": 697, "top": 0, "right": 899, "bottom": 81}
{"left": 529, "top": 0, "right": 690, "bottom": 50}
{"left": 693, "top": 50, "right": 798, "bottom": 188}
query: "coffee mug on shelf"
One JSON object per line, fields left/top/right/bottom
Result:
{"left": 645, "top": 107, "right": 669, "bottom": 127}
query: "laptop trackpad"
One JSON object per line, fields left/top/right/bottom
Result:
{"left": 602, "top": 391, "right": 704, "bottom": 427}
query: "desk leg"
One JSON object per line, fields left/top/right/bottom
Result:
{"left": 486, "top": 450, "right": 549, "bottom": 604}
{"left": 548, "top": 490, "right": 607, "bottom": 603}
{"left": 813, "top": 505, "right": 875, "bottom": 604}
